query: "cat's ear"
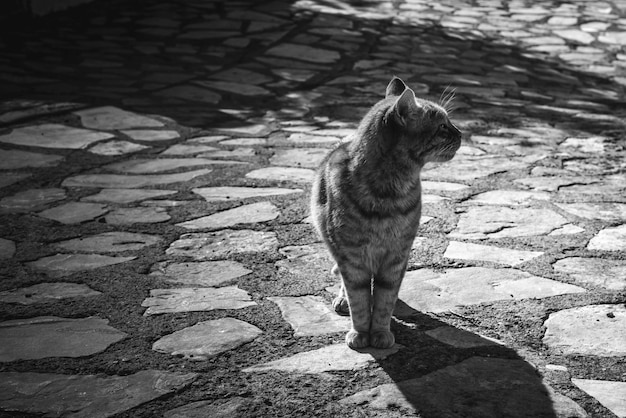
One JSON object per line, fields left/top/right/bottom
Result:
{"left": 392, "top": 88, "right": 419, "bottom": 125}
{"left": 386, "top": 77, "right": 407, "bottom": 98}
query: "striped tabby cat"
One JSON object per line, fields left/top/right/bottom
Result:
{"left": 311, "top": 77, "right": 461, "bottom": 349}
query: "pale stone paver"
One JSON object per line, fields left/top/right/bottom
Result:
{"left": 0, "top": 173, "right": 30, "bottom": 189}
{"left": 192, "top": 186, "right": 303, "bottom": 202}
{"left": 26, "top": 254, "right": 137, "bottom": 277}
{"left": 543, "top": 304, "right": 626, "bottom": 356}
{"left": 465, "top": 190, "right": 552, "bottom": 206}
{"left": 37, "top": 202, "right": 109, "bottom": 224}
{"left": 176, "top": 201, "right": 279, "bottom": 230}
{"left": 104, "top": 158, "right": 244, "bottom": 173}
{"left": 0, "top": 316, "right": 127, "bottom": 361}
{"left": 152, "top": 318, "right": 262, "bottom": 360}
{"left": 62, "top": 168, "right": 212, "bottom": 188}
{"left": 425, "top": 326, "right": 503, "bottom": 348}
{"left": 587, "top": 225, "right": 626, "bottom": 251}
{"left": 141, "top": 286, "right": 256, "bottom": 315}
{"left": 0, "top": 188, "right": 66, "bottom": 213}
{"left": 104, "top": 207, "right": 171, "bottom": 224}
{"left": 87, "top": 140, "right": 151, "bottom": 155}
{"left": 269, "top": 148, "right": 328, "bottom": 168}
{"left": 149, "top": 260, "right": 251, "bottom": 287}
{"left": 268, "top": 295, "right": 350, "bottom": 337}
{"left": 444, "top": 241, "right": 544, "bottom": 266}
{"left": 267, "top": 43, "right": 341, "bottom": 63}
{"left": 0, "top": 370, "right": 197, "bottom": 417}
{"left": 0, "top": 124, "right": 113, "bottom": 149}
{"left": 82, "top": 188, "right": 177, "bottom": 204}
{"left": 166, "top": 230, "right": 279, "bottom": 259}
{"left": 0, "top": 149, "right": 64, "bottom": 169}
{"left": 553, "top": 257, "right": 626, "bottom": 290}
{"left": 555, "top": 203, "right": 626, "bottom": 222}
{"left": 164, "top": 398, "right": 249, "bottom": 418}
{"left": 0, "top": 283, "right": 101, "bottom": 305}
{"left": 75, "top": 106, "right": 164, "bottom": 129}
{"left": 55, "top": 231, "right": 161, "bottom": 253}
{"left": 571, "top": 379, "right": 626, "bottom": 418}
{"left": 121, "top": 129, "right": 180, "bottom": 141}
{"left": 161, "top": 144, "right": 219, "bottom": 155}
{"left": 245, "top": 167, "right": 315, "bottom": 183}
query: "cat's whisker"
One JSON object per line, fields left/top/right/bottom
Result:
{"left": 442, "top": 88, "right": 457, "bottom": 114}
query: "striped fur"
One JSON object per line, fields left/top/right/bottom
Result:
{"left": 311, "top": 77, "right": 462, "bottom": 349}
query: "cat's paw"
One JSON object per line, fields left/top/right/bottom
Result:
{"left": 370, "top": 330, "right": 395, "bottom": 349}
{"left": 346, "top": 330, "right": 370, "bottom": 349}
{"left": 332, "top": 296, "right": 350, "bottom": 316}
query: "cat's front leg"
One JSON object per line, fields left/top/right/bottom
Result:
{"left": 370, "top": 260, "right": 406, "bottom": 348}
{"left": 330, "top": 264, "right": 350, "bottom": 316}
{"left": 337, "top": 263, "right": 372, "bottom": 349}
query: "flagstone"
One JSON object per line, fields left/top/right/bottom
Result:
{"left": 555, "top": 203, "right": 626, "bottom": 221}
{"left": 0, "top": 124, "right": 113, "bottom": 149}
{"left": 267, "top": 43, "right": 341, "bottom": 63}
{"left": 465, "top": 190, "right": 551, "bottom": 206}
{"left": 243, "top": 342, "right": 401, "bottom": 373}
{"left": 0, "top": 173, "right": 30, "bottom": 189}
{"left": 269, "top": 148, "right": 328, "bottom": 168}
{"left": 0, "top": 238, "right": 15, "bottom": 259}
{"left": 142, "top": 286, "right": 256, "bottom": 315}
{"left": 340, "top": 357, "right": 587, "bottom": 418}
{"left": 571, "top": 379, "right": 626, "bottom": 418}
{"left": 421, "top": 181, "right": 470, "bottom": 192}
{"left": 105, "top": 207, "right": 170, "bottom": 224}
{"left": 150, "top": 260, "right": 251, "bottom": 287}
{"left": 450, "top": 207, "right": 570, "bottom": 239}
{"left": 211, "top": 68, "right": 273, "bottom": 84}
{"left": 587, "top": 225, "right": 626, "bottom": 251}
{"left": 398, "top": 267, "right": 585, "bottom": 313}
{"left": 0, "top": 282, "right": 101, "bottom": 305}
{"left": 105, "top": 158, "right": 244, "bottom": 174}
{"left": 198, "top": 81, "right": 271, "bottom": 96}
{"left": 155, "top": 85, "right": 222, "bottom": 104}
{"left": 555, "top": 29, "right": 595, "bottom": 44}
{"left": 425, "top": 326, "right": 503, "bottom": 348}
{"left": 276, "top": 243, "right": 334, "bottom": 282}
{"left": 444, "top": 241, "right": 544, "bottom": 266}
{"left": 284, "top": 132, "right": 342, "bottom": 146}
{"left": 192, "top": 186, "right": 302, "bottom": 202}
{"left": 553, "top": 257, "right": 626, "bottom": 290}
{"left": 268, "top": 295, "right": 350, "bottom": 337}
{"left": 152, "top": 318, "right": 262, "bottom": 360}
{"left": 87, "top": 140, "right": 150, "bottom": 155}
{"left": 164, "top": 398, "right": 249, "bottom": 418}
{"left": 160, "top": 144, "right": 220, "bottom": 155}
{"left": 0, "top": 316, "right": 127, "bottom": 361}
{"left": 422, "top": 156, "right": 536, "bottom": 181}
{"left": 121, "top": 129, "right": 179, "bottom": 141}
{"left": 62, "top": 168, "right": 212, "bottom": 188}
{"left": 543, "top": 304, "right": 626, "bottom": 356}
{"left": 0, "top": 370, "right": 197, "bottom": 417}
{"left": 245, "top": 167, "right": 315, "bottom": 183}
{"left": 37, "top": 202, "right": 108, "bottom": 224}
{"left": 82, "top": 188, "right": 177, "bottom": 204}
{"left": 214, "top": 123, "right": 273, "bottom": 137}
{"left": 166, "top": 230, "right": 279, "bottom": 259}
{"left": 0, "top": 188, "right": 66, "bottom": 213}
{"left": 0, "top": 149, "right": 64, "bottom": 169}
{"left": 75, "top": 106, "right": 164, "bottom": 129}
{"left": 184, "top": 197, "right": 279, "bottom": 226}
{"left": 26, "top": 254, "right": 136, "bottom": 277}
{"left": 199, "top": 147, "right": 256, "bottom": 159}
{"left": 514, "top": 176, "right": 595, "bottom": 192}
{"left": 55, "top": 231, "right": 161, "bottom": 253}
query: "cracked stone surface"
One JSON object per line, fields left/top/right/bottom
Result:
{"left": 587, "top": 225, "right": 626, "bottom": 251}
{"left": 149, "top": 260, "right": 251, "bottom": 287}
{"left": 142, "top": 286, "right": 256, "bottom": 315}
{"left": 553, "top": 257, "right": 626, "bottom": 290}
{"left": 81, "top": 188, "right": 178, "bottom": 204}
{"left": 444, "top": 241, "right": 544, "bottom": 266}
{"left": 62, "top": 168, "right": 212, "bottom": 188}
{"left": 268, "top": 296, "right": 350, "bottom": 337}
{"left": 0, "top": 283, "right": 101, "bottom": 305}
{"left": 55, "top": 231, "right": 162, "bottom": 253}
{"left": 26, "top": 253, "right": 137, "bottom": 277}
{"left": 571, "top": 379, "right": 626, "bottom": 418}
{"left": 0, "top": 188, "right": 66, "bottom": 213}
{"left": 176, "top": 201, "right": 279, "bottom": 230}
{"left": 0, "top": 124, "right": 113, "bottom": 149}
{"left": 166, "top": 230, "right": 279, "bottom": 259}
{"left": 192, "top": 186, "right": 303, "bottom": 202}
{"left": 37, "top": 202, "right": 109, "bottom": 224}
{"left": 0, "top": 149, "right": 64, "bottom": 169}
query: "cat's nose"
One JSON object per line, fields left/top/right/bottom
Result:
{"left": 450, "top": 123, "right": 462, "bottom": 138}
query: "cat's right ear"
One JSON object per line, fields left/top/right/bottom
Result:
{"left": 386, "top": 77, "right": 407, "bottom": 98}
{"left": 392, "top": 88, "right": 419, "bottom": 126}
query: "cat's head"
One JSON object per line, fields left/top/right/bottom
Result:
{"left": 381, "top": 77, "right": 462, "bottom": 163}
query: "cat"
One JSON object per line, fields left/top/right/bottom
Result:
{"left": 311, "top": 76, "right": 462, "bottom": 349}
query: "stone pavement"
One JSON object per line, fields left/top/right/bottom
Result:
{"left": 0, "top": 0, "right": 626, "bottom": 416}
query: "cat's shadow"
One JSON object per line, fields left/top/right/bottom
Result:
{"left": 348, "top": 299, "right": 565, "bottom": 418}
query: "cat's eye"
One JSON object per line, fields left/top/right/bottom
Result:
{"left": 439, "top": 124, "right": 447, "bottom": 130}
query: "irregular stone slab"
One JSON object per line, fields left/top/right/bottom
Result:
{"left": 549, "top": 224, "right": 585, "bottom": 236}
{"left": 0, "top": 238, "right": 15, "bottom": 259}
{"left": 166, "top": 230, "right": 278, "bottom": 260}
{"left": 553, "top": 257, "right": 626, "bottom": 290}
{"left": 284, "top": 132, "right": 342, "bottom": 146}
{"left": 160, "top": 144, "right": 219, "bottom": 155}
{"left": 152, "top": 318, "right": 262, "bottom": 360}
{"left": 62, "top": 169, "right": 212, "bottom": 188}
{"left": 245, "top": 167, "right": 315, "bottom": 183}
{"left": 0, "top": 124, "right": 113, "bottom": 149}
{"left": 155, "top": 85, "right": 222, "bottom": 104}
{"left": 555, "top": 203, "right": 626, "bottom": 221}
{"left": 543, "top": 304, "right": 626, "bottom": 356}
{"left": 0, "top": 149, "right": 63, "bottom": 169}
{"left": 425, "top": 326, "right": 503, "bottom": 348}
{"left": 0, "top": 316, "right": 126, "bottom": 361}
{"left": 243, "top": 343, "right": 401, "bottom": 373}
{"left": 0, "top": 283, "right": 101, "bottom": 305}
{"left": 340, "top": 357, "right": 587, "bottom": 418}
{"left": 26, "top": 253, "right": 136, "bottom": 277}
{"left": 0, "top": 173, "right": 30, "bottom": 189}
{"left": 105, "top": 158, "right": 243, "bottom": 174}
{"left": 55, "top": 231, "right": 161, "bottom": 253}
{"left": 82, "top": 188, "right": 177, "bottom": 204}
{"left": 192, "top": 186, "right": 302, "bottom": 202}
{"left": 105, "top": 207, "right": 170, "bottom": 224}
{"left": 0, "top": 370, "right": 197, "bottom": 417}
{"left": 587, "top": 225, "right": 626, "bottom": 251}
{"left": 214, "top": 123, "right": 272, "bottom": 137}
{"left": 87, "top": 140, "right": 150, "bottom": 156}
{"left": 571, "top": 379, "right": 626, "bottom": 418}
{"left": 450, "top": 207, "right": 570, "bottom": 239}
{"left": 399, "top": 267, "right": 585, "bottom": 313}
{"left": 0, "top": 188, "right": 66, "bottom": 213}
{"left": 150, "top": 260, "right": 251, "bottom": 287}
{"left": 423, "top": 156, "right": 538, "bottom": 181}
{"left": 177, "top": 202, "right": 279, "bottom": 230}
{"left": 164, "top": 398, "right": 249, "bottom": 418}
{"left": 269, "top": 148, "right": 328, "bottom": 168}
{"left": 199, "top": 80, "right": 271, "bottom": 96}
{"left": 267, "top": 43, "right": 341, "bottom": 63}
{"left": 444, "top": 241, "right": 544, "bottom": 266}
{"left": 465, "top": 190, "right": 551, "bottom": 206}
{"left": 38, "top": 202, "right": 108, "bottom": 224}
{"left": 514, "top": 176, "right": 595, "bottom": 192}
{"left": 421, "top": 181, "right": 470, "bottom": 192}
{"left": 276, "top": 243, "right": 334, "bottom": 281}
{"left": 75, "top": 106, "right": 164, "bottom": 129}
{"left": 121, "top": 129, "right": 179, "bottom": 141}
{"left": 268, "top": 295, "right": 350, "bottom": 337}
{"left": 142, "top": 286, "right": 256, "bottom": 316}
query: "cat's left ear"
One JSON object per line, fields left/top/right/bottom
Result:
{"left": 392, "top": 88, "right": 419, "bottom": 125}
{"left": 386, "top": 77, "right": 407, "bottom": 98}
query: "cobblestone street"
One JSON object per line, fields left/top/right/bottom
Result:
{"left": 0, "top": 0, "right": 625, "bottom": 416}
